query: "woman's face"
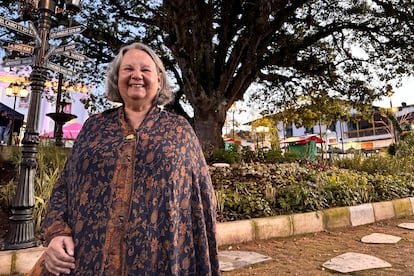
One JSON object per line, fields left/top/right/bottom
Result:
{"left": 118, "top": 49, "right": 161, "bottom": 109}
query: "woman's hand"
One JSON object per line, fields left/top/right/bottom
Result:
{"left": 44, "top": 236, "right": 75, "bottom": 275}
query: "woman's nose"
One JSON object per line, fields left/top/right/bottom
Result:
{"left": 131, "top": 70, "right": 143, "bottom": 80}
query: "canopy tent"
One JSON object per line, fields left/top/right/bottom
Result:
{"left": 0, "top": 102, "right": 25, "bottom": 133}
{"left": 280, "top": 134, "right": 324, "bottom": 161}
{"left": 224, "top": 137, "right": 242, "bottom": 150}
{"left": 0, "top": 102, "right": 24, "bottom": 121}
{"left": 40, "top": 122, "right": 82, "bottom": 140}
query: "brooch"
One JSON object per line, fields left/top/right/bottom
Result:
{"left": 124, "top": 134, "right": 135, "bottom": 141}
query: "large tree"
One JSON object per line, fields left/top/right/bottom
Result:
{"left": 1, "top": 0, "right": 414, "bottom": 149}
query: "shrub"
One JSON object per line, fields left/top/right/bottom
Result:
{"left": 3, "top": 144, "right": 414, "bottom": 230}
{"left": 263, "top": 149, "right": 284, "bottom": 163}
{"left": 241, "top": 146, "right": 257, "bottom": 163}
{"left": 210, "top": 160, "right": 414, "bottom": 222}
{"left": 395, "top": 133, "right": 414, "bottom": 157}
{"left": 283, "top": 151, "right": 300, "bottom": 163}
{"left": 32, "top": 145, "right": 67, "bottom": 231}
{"left": 317, "top": 170, "right": 372, "bottom": 207}
{"left": 334, "top": 152, "right": 414, "bottom": 175}
{"left": 276, "top": 183, "right": 328, "bottom": 213}
{"left": 207, "top": 143, "right": 242, "bottom": 164}
{"left": 0, "top": 144, "right": 67, "bottom": 232}
{"left": 369, "top": 173, "right": 414, "bottom": 201}
{"left": 215, "top": 180, "right": 275, "bottom": 221}
{"left": 0, "top": 179, "right": 16, "bottom": 211}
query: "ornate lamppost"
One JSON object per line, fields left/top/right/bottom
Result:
{"left": 0, "top": 0, "right": 83, "bottom": 250}
{"left": 386, "top": 86, "right": 397, "bottom": 144}
{"left": 256, "top": 125, "right": 269, "bottom": 149}
{"left": 5, "top": 82, "right": 29, "bottom": 145}
{"left": 229, "top": 104, "right": 236, "bottom": 140}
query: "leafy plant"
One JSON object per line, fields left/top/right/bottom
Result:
{"left": 263, "top": 149, "right": 284, "bottom": 163}
{"left": 0, "top": 179, "right": 16, "bottom": 211}
{"left": 210, "top": 158, "right": 414, "bottom": 222}
{"left": 395, "top": 133, "right": 414, "bottom": 157}
{"left": 283, "top": 151, "right": 300, "bottom": 163}
{"left": 206, "top": 144, "right": 243, "bottom": 164}
{"left": 334, "top": 152, "right": 414, "bottom": 176}
{"left": 3, "top": 143, "right": 414, "bottom": 229}
{"left": 0, "top": 144, "right": 68, "bottom": 232}
{"left": 213, "top": 179, "right": 275, "bottom": 221}
{"left": 32, "top": 145, "right": 67, "bottom": 232}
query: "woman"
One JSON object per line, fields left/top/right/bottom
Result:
{"left": 33, "top": 42, "right": 220, "bottom": 275}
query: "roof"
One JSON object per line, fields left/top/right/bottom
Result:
{"left": 224, "top": 138, "right": 242, "bottom": 145}
{"left": 280, "top": 134, "right": 325, "bottom": 144}
{"left": 0, "top": 102, "right": 24, "bottom": 120}
{"left": 40, "top": 122, "right": 82, "bottom": 140}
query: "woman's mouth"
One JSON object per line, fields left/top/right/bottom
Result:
{"left": 130, "top": 84, "right": 144, "bottom": 88}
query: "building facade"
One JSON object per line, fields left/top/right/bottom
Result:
{"left": 0, "top": 70, "right": 90, "bottom": 145}
{"left": 276, "top": 104, "right": 414, "bottom": 152}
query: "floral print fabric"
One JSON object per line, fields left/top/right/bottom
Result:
{"left": 42, "top": 107, "right": 220, "bottom": 275}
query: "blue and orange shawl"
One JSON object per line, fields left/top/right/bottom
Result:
{"left": 39, "top": 106, "right": 219, "bottom": 275}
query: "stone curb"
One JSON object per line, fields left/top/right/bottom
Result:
{"left": 1, "top": 197, "right": 414, "bottom": 275}
{"left": 216, "top": 197, "right": 414, "bottom": 246}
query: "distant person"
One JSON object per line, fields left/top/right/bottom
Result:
{"left": 29, "top": 42, "right": 220, "bottom": 275}
{"left": 0, "top": 110, "right": 11, "bottom": 145}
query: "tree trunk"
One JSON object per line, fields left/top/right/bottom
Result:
{"left": 193, "top": 105, "right": 226, "bottom": 151}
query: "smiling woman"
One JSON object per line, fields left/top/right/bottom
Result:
{"left": 29, "top": 42, "right": 220, "bottom": 276}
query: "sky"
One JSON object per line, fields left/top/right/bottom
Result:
{"left": 373, "top": 76, "right": 414, "bottom": 108}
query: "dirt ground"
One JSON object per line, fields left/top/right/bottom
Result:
{"left": 220, "top": 217, "right": 414, "bottom": 276}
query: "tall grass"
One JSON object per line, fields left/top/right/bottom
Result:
{"left": 0, "top": 144, "right": 68, "bottom": 232}
{"left": 32, "top": 145, "right": 67, "bottom": 231}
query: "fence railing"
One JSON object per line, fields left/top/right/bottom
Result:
{"left": 345, "top": 126, "right": 391, "bottom": 139}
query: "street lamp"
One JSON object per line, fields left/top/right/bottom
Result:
{"left": 229, "top": 104, "right": 236, "bottom": 140}
{"left": 1, "top": 0, "right": 83, "bottom": 250}
{"left": 386, "top": 86, "right": 397, "bottom": 143}
{"left": 5, "top": 82, "right": 29, "bottom": 145}
{"left": 256, "top": 126, "right": 269, "bottom": 149}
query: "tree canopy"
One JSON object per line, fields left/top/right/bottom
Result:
{"left": 1, "top": 0, "right": 413, "bottom": 149}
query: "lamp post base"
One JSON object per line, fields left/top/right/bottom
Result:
{"left": 0, "top": 208, "right": 41, "bottom": 250}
